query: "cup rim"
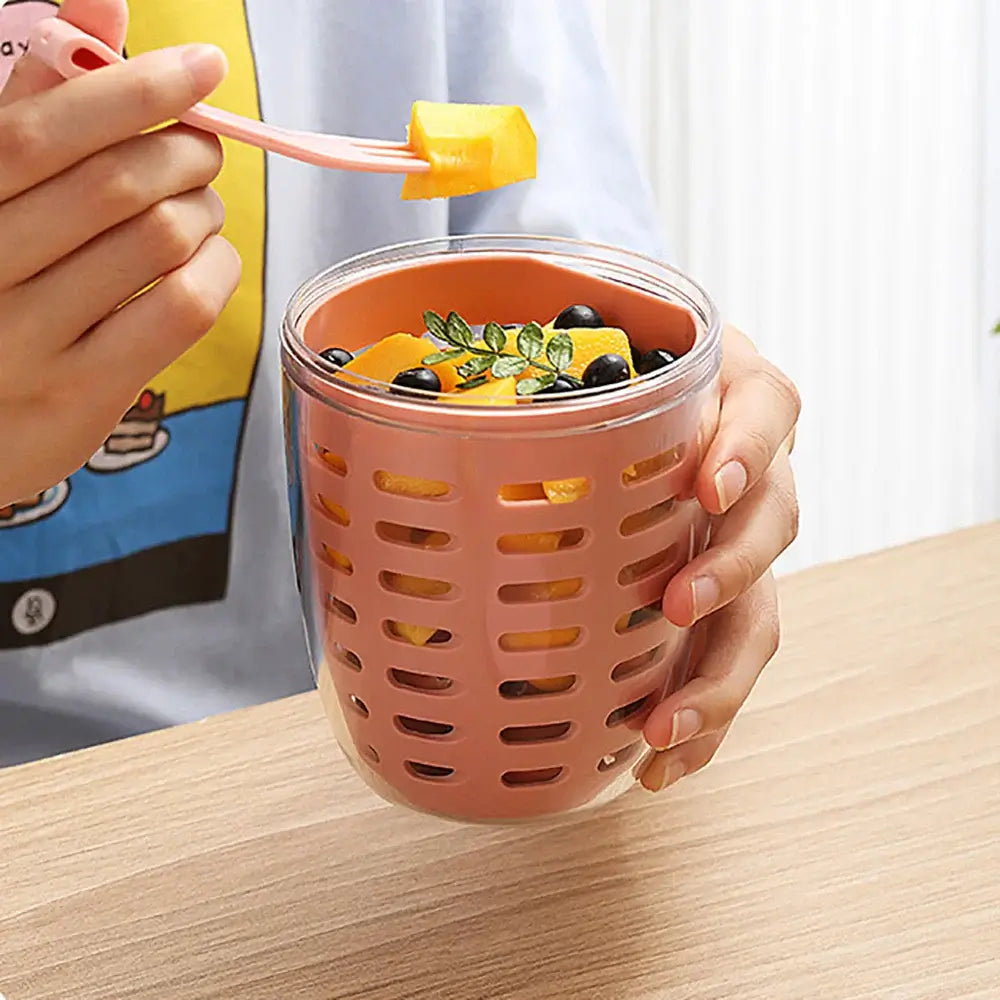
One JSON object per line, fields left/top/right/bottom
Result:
{"left": 280, "top": 234, "right": 722, "bottom": 425}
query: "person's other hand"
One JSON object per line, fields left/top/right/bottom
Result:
{"left": 640, "top": 325, "right": 801, "bottom": 790}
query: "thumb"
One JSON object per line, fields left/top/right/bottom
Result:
{"left": 0, "top": 0, "right": 129, "bottom": 106}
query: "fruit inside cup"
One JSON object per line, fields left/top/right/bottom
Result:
{"left": 317, "top": 301, "right": 682, "bottom": 404}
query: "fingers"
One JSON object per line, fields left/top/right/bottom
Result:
{"left": 0, "top": 42, "right": 227, "bottom": 202}
{"left": 62, "top": 234, "right": 241, "bottom": 408}
{"left": 0, "top": 124, "right": 223, "bottom": 288}
{"left": 662, "top": 451, "right": 798, "bottom": 626}
{"left": 696, "top": 325, "right": 800, "bottom": 515}
{"left": 0, "top": 0, "right": 129, "bottom": 106}
{"left": 642, "top": 572, "right": 780, "bottom": 762}
{"left": 639, "top": 727, "right": 729, "bottom": 792}
{"left": 3, "top": 187, "right": 227, "bottom": 374}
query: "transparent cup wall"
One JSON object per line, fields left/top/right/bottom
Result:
{"left": 281, "top": 236, "right": 722, "bottom": 823}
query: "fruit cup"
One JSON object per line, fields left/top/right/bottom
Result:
{"left": 280, "top": 235, "right": 722, "bottom": 823}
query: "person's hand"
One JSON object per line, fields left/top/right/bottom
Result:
{"left": 640, "top": 324, "right": 801, "bottom": 790}
{"left": 0, "top": 0, "right": 240, "bottom": 507}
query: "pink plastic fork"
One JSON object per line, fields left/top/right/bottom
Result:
{"left": 28, "top": 18, "right": 430, "bottom": 175}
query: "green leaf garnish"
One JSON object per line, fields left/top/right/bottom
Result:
{"left": 457, "top": 355, "right": 495, "bottom": 378}
{"left": 516, "top": 322, "right": 544, "bottom": 360}
{"left": 424, "top": 310, "right": 448, "bottom": 342}
{"left": 423, "top": 309, "right": 579, "bottom": 397}
{"left": 492, "top": 355, "right": 529, "bottom": 378}
{"left": 446, "top": 311, "right": 475, "bottom": 348}
{"left": 422, "top": 348, "right": 467, "bottom": 365}
{"left": 483, "top": 322, "right": 508, "bottom": 353}
{"left": 517, "top": 374, "right": 557, "bottom": 396}
{"left": 546, "top": 332, "right": 574, "bottom": 371}
{"left": 994, "top": 319, "right": 1000, "bottom": 335}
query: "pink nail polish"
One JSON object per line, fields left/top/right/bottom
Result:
{"left": 714, "top": 460, "right": 748, "bottom": 511}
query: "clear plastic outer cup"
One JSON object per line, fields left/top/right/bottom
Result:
{"left": 280, "top": 235, "right": 722, "bottom": 824}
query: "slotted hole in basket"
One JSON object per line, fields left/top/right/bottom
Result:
{"left": 385, "top": 621, "right": 453, "bottom": 646}
{"left": 597, "top": 741, "right": 642, "bottom": 771}
{"left": 389, "top": 668, "right": 454, "bottom": 693}
{"left": 395, "top": 715, "right": 454, "bottom": 737}
{"left": 605, "top": 693, "right": 655, "bottom": 728}
{"left": 502, "top": 766, "right": 564, "bottom": 787}
{"left": 376, "top": 521, "right": 452, "bottom": 549}
{"left": 328, "top": 595, "right": 357, "bottom": 624}
{"left": 619, "top": 499, "right": 676, "bottom": 537}
{"left": 348, "top": 694, "right": 369, "bottom": 718}
{"left": 373, "top": 470, "right": 451, "bottom": 499}
{"left": 611, "top": 643, "right": 665, "bottom": 681}
{"left": 332, "top": 642, "right": 362, "bottom": 672}
{"left": 617, "top": 545, "right": 679, "bottom": 586}
{"left": 362, "top": 744, "right": 380, "bottom": 764}
{"left": 615, "top": 601, "right": 663, "bottom": 634}
{"left": 314, "top": 445, "right": 347, "bottom": 475}
{"left": 321, "top": 543, "right": 353, "bottom": 575}
{"left": 497, "top": 527, "right": 586, "bottom": 555}
{"left": 500, "top": 721, "right": 572, "bottom": 744}
{"left": 317, "top": 494, "right": 350, "bottom": 526}
{"left": 499, "top": 627, "right": 580, "bottom": 652}
{"left": 406, "top": 761, "right": 455, "bottom": 780}
{"left": 380, "top": 571, "right": 452, "bottom": 599}
{"left": 498, "top": 479, "right": 591, "bottom": 505}
{"left": 498, "top": 578, "right": 583, "bottom": 604}
{"left": 621, "top": 445, "right": 685, "bottom": 485}
{"left": 499, "top": 676, "right": 577, "bottom": 698}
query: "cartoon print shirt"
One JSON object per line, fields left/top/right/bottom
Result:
{"left": 0, "top": 0, "right": 665, "bottom": 765}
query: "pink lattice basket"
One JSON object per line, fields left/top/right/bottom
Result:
{"left": 280, "top": 236, "right": 721, "bottom": 823}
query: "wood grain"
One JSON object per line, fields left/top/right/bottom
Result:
{"left": 1, "top": 525, "right": 998, "bottom": 1000}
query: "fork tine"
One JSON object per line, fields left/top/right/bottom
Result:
{"left": 352, "top": 138, "right": 414, "bottom": 151}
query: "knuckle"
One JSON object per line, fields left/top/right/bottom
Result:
{"left": 130, "top": 66, "right": 165, "bottom": 118}
{"left": 727, "top": 544, "right": 760, "bottom": 597}
{"left": 145, "top": 198, "right": 199, "bottom": 266}
{"left": 759, "top": 364, "right": 802, "bottom": 422}
{"left": 757, "top": 598, "right": 781, "bottom": 660}
{"left": 0, "top": 108, "right": 44, "bottom": 172}
{"left": 169, "top": 266, "right": 222, "bottom": 334}
{"left": 769, "top": 476, "right": 801, "bottom": 549}
{"left": 99, "top": 162, "right": 146, "bottom": 217}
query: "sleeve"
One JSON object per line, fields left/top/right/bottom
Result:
{"left": 444, "top": 0, "right": 670, "bottom": 262}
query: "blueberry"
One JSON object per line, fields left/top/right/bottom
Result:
{"left": 553, "top": 304, "right": 604, "bottom": 329}
{"left": 391, "top": 367, "right": 441, "bottom": 394}
{"left": 637, "top": 349, "right": 677, "bottom": 375}
{"left": 319, "top": 347, "right": 353, "bottom": 367}
{"left": 582, "top": 353, "right": 631, "bottom": 389}
{"left": 539, "top": 376, "right": 578, "bottom": 395}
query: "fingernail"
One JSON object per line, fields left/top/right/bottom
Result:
{"left": 642, "top": 755, "right": 686, "bottom": 792}
{"left": 714, "top": 460, "right": 747, "bottom": 511}
{"left": 669, "top": 708, "right": 702, "bottom": 747}
{"left": 690, "top": 575, "right": 720, "bottom": 620}
{"left": 181, "top": 43, "right": 226, "bottom": 78}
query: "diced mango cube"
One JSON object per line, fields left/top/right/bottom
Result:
{"left": 374, "top": 471, "right": 450, "bottom": 498}
{"left": 390, "top": 621, "right": 440, "bottom": 647}
{"left": 401, "top": 101, "right": 536, "bottom": 200}
{"left": 542, "top": 477, "right": 590, "bottom": 504}
{"left": 451, "top": 376, "right": 518, "bottom": 405}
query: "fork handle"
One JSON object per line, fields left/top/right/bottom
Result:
{"left": 28, "top": 18, "right": 290, "bottom": 149}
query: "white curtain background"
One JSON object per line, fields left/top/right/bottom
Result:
{"left": 588, "top": 0, "right": 1000, "bottom": 573}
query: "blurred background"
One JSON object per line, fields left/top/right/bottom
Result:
{"left": 589, "top": 0, "right": 999, "bottom": 574}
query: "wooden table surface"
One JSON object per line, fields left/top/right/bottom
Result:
{"left": 1, "top": 525, "right": 998, "bottom": 1000}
